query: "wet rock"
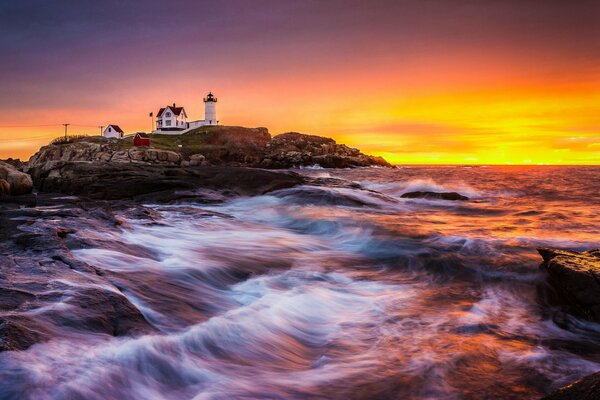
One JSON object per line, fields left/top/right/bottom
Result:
{"left": 542, "top": 371, "right": 600, "bottom": 399}
{"left": 61, "top": 288, "right": 153, "bottom": 336}
{"left": 27, "top": 162, "right": 305, "bottom": 200}
{"left": 538, "top": 248, "right": 600, "bottom": 322}
{"left": 401, "top": 191, "right": 470, "bottom": 201}
{"left": 272, "top": 187, "right": 374, "bottom": 207}
{"left": 0, "top": 198, "right": 159, "bottom": 351}
{"left": 0, "top": 317, "right": 47, "bottom": 352}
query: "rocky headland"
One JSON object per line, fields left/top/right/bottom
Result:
{"left": 26, "top": 126, "right": 390, "bottom": 170}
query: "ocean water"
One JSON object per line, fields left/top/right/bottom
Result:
{"left": 2, "top": 166, "right": 600, "bottom": 399}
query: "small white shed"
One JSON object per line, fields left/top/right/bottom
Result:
{"left": 103, "top": 125, "right": 124, "bottom": 139}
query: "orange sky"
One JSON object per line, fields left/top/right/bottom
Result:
{"left": 1, "top": 1, "right": 599, "bottom": 164}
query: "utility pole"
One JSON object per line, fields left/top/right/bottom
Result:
{"left": 62, "top": 123, "right": 70, "bottom": 139}
{"left": 99, "top": 126, "right": 104, "bottom": 136}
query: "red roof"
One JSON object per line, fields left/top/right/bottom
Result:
{"left": 108, "top": 124, "right": 124, "bottom": 133}
{"left": 157, "top": 106, "right": 185, "bottom": 118}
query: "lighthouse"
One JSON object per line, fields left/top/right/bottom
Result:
{"left": 203, "top": 92, "right": 217, "bottom": 125}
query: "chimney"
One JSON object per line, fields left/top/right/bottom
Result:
{"left": 173, "top": 103, "right": 176, "bottom": 107}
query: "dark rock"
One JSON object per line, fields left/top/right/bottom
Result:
{"left": 27, "top": 162, "right": 305, "bottom": 200}
{"left": 0, "top": 158, "right": 24, "bottom": 170}
{"left": 0, "top": 199, "right": 157, "bottom": 351}
{"left": 538, "top": 248, "right": 600, "bottom": 322}
{"left": 401, "top": 191, "right": 470, "bottom": 201}
{"left": 542, "top": 371, "right": 600, "bottom": 399}
{"left": 0, "top": 317, "right": 47, "bottom": 352}
{"left": 60, "top": 288, "right": 153, "bottom": 336}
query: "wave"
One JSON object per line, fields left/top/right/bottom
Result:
{"left": 364, "top": 178, "right": 483, "bottom": 199}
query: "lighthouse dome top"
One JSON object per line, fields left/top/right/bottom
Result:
{"left": 203, "top": 92, "right": 217, "bottom": 103}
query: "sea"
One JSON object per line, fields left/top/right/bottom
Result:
{"left": 1, "top": 165, "right": 599, "bottom": 399}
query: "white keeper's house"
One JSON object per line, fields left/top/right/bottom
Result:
{"left": 103, "top": 124, "right": 124, "bottom": 138}
{"left": 153, "top": 92, "right": 219, "bottom": 134}
{"left": 155, "top": 104, "right": 188, "bottom": 132}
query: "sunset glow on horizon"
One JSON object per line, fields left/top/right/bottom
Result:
{"left": 1, "top": 0, "right": 598, "bottom": 164}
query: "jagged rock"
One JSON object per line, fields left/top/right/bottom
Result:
{"left": 28, "top": 140, "right": 183, "bottom": 168}
{"left": 0, "top": 161, "right": 33, "bottom": 195}
{"left": 263, "top": 132, "right": 391, "bottom": 168}
{"left": 538, "top": 248, "right": 600, "bottom": 322}
{"left": 401, "top": 191, "right": 469, "bottom": 201}
{"left": 542, "top": 370, "right": 600, "bottom": 399}
{"left": 110, "top": 150, "right": 130, "bottom": 163}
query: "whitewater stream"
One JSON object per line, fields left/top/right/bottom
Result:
{"left": 1, "top": 166, "right": 599, "bottom": 399}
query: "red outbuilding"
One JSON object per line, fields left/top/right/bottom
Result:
{"left": 133, "top": 133, "right": 150, "bottom": 147}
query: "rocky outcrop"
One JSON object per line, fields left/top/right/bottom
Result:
{"left": 110, "top": 147, "right": 182, "bottom": 164}
{"left": 261, "top": 132, "right": 391, "bottom": 168}
{"left": 27, "top": 141, "right": 183, "bottom": 169}
{"left": 542, "top": 371, "right": 600, "bottom": 399}
{"left": 538, "top": 248, "right": 600, "bottom": 322}
{"left": 27, "top": 161, "right": 305, "bottom": 200}
{"left": 27, "top": 139, "right": 116, "bottom": 166}
{"left": 0, "top": 158, "right": 25, "bottom": 170}
{"left": 401, "top": 191, "right": 469, "bottom": 201}
{"left": 26, "top": 127, "right": 391, "bottom": 170}
{"left": 0, "top": 196, "right": 156, "bottom": 351}
{"left": 0, "top": 161, "right": 33, "bottom": 196}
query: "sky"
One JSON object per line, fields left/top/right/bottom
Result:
{"left": 0, "top": 0, "right": 599, "bottom": 164}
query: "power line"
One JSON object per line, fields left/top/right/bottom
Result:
{"left": 0, "top": 124, "right": 62, "bottom": 128}
{"left": 0, "top": 123, "right": 105, "bottom": 129}
{"left": 0, "top": 134, "right": 57, "bottom": 143}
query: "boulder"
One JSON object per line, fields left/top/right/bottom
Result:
{"left": 0, "top": 161, "right": 33, "bottom": 195}
{"left": 542, "top": 370, "right": 600, "bottom": 399}
{"left": 189, "top": 153, "right": 206, "bottom": 166}
{"left": 538, "top": 248, "right": 600, "bottom": 322}
{"left": 401, "top": 191, "right": 469, "bottom": 201}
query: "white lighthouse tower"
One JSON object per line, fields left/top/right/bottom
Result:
{"left": 203, "top": 92, "right": 217, "bottom": 125}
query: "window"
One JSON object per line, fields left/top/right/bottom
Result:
{"left": 166, "top": 120, "right": 171, "bottom": 126}
{"left": 108, "top": 128, "right": 112, "bottom": 132}
{"left": 166, "top": 112, "right": 171, "bottom": 117}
